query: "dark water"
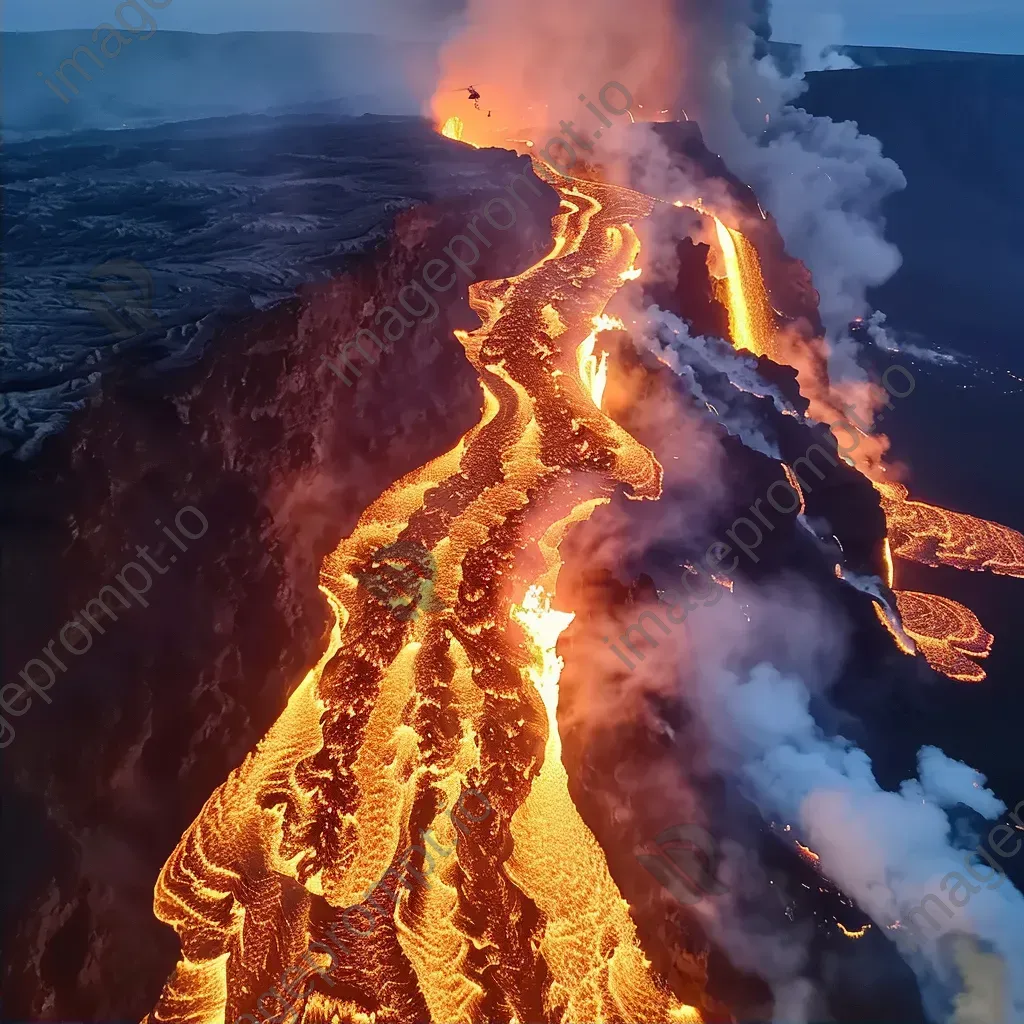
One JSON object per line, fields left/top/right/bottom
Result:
{"left": 803, "top": 57, "right": 1024, "bottom": 377}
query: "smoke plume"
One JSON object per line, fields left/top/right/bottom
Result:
{"left": 684, "top": 590, "right": 1024, "bottom": 1022}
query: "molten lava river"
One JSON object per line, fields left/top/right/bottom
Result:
{"left": 144, "top": 170, "right": 703, "bottom": 1024}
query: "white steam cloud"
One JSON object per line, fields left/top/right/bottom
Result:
{"left": 684, "top": 591, "right": 1024, "bottom": 1023}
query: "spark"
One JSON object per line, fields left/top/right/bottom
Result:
{"left": 796, "top": 842, "right": 820, "bottom": 864}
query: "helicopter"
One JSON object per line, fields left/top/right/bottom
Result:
{"left": 451, "top": 85, "right": 489, "bottom": 114}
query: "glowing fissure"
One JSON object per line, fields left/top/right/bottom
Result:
{"left": 146, "top": 165, "right": 700, "bottom": 1024}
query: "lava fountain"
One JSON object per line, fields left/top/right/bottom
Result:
{"left": 144, "top": 168, "right": 703, "bottom": 1024}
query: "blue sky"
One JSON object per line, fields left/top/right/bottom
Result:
{"left": 6, "top": 0, "right": 1024, "bottom": 54}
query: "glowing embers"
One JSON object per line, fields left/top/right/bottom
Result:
{"left": 709, "top": 217, "right": 777, "bottom": 359}
{"left": 892, "top": 591, "right": 994, "bottom": 683}
{"left": 875, "top": 481, "right": 1024, "bottom": 578}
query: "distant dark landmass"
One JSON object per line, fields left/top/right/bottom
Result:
{"left": 6, "top": 28, "right": 1019, "bottom": 141}
{"left": 800, "top": 55, "right": 1024, "bottom": 809}
{"left": 3, "top": 31, "right": 436, "bottom": 138}
{"left": 769, "top": 39, "right": 1023, "bottom": 71}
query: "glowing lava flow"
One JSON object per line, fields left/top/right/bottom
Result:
{"left": 144, "top": 170, "right": 701, "bottom": 1024}
{"left": 710, "top": 217, "right": 776, "bottom": 360}
{"left": 872, "top": 484, "right": 1019, "bottom": 680}
{"left": 874, "top": 525, "right": 998, "bottom": 683}
{"left": 441, "top": 115, "right": 482, "bottom": 148}
{"left": 879, "top": 593, "right": 993, "bottom": 683}
{"left": 875, "top": 480, "right": 1024, "bottom": 578}
{"left": 576, "top": 313, "right": 624, "bottom": 410}
{"left": 440, "top": 115, "right": 464, "bottom": 140}
{"left": 710, "top": 217, "right": 1019, "bottom": 683}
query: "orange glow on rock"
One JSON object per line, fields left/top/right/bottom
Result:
{"left": 796, "top": 841, "right": 820, "bottom": 864}
{"left": 707, "top": 207, "right": 1019, "bottom": 686}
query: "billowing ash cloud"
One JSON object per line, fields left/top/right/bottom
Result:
{"left": 671, "top": 0, "right": 907, "bottom": 370}
{"left": 429, "top": 0, "right": 685, "bottom": 149}
{"left": 427, "top": 0, "right": 905, "bottom": 380}
{"left": 426, "top": 0, "right": 905, "bottom": 367}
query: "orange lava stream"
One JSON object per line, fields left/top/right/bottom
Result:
{"left": 795, "top": 842, "right": 820, "bottom": 865}
{"left": 882, "top": 592, "right": 994, "bottom": 683}
{"left": 712, "top": 218, "right": 1020, "bottom": 683}
{"left": 709, "top": 218, "right": 776, "bottom": 361}
{"left": 144, "top": 168, "right": 701, "bottom": 1024}
{"left": 874, "top": 480, "right": 1024, "bottom": 579}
